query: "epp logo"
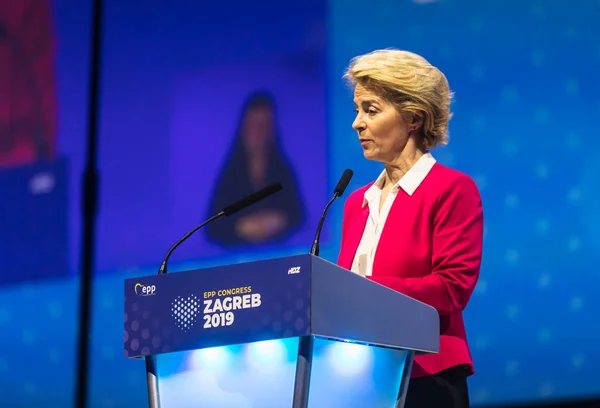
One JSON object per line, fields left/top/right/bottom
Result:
{"left": 134, "top": 283, "right": 156, "bottom": 296}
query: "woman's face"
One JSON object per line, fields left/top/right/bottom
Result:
{"left": 352, "top": 83, "right": 412, "bottom": 164}
{"left": 242, "top": 105, "right": 274, "bottom": 155}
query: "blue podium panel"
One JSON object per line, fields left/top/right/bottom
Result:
{"left": 124, "top": 255, "right": 312, "bottom": 357}
{"left": 125, "top": 254, "right": 439, "bottom": 408}
{"left": 310, "top": 256, "right": 439, "bottom": 354}
{"left": 124, "top": 254, "right": 439, "bottom": 358}
{"left": 155, "top": 337, "right": 409, "bottom": 408}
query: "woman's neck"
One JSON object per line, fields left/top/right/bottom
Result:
{"left": 383, "top": 148, "right": 425, "bottom": 186}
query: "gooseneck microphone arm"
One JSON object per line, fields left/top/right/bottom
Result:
{"left": 157, "top": 182, "right": 283, "bottom": 275}
{"left": 310, "top": 195, "right": 338, "bottom": 256}
{"left": 157, "top": 212, "right": 223, "bottom": 274}
{"left": 309, "top": 169, "right": 354, "bottom": 257}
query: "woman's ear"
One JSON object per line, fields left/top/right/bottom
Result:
{"left": 411, "top": 112, "right": 423, "bottom": 130}
{"left": 410, "top": 113, "right": 424, "bottom": 131}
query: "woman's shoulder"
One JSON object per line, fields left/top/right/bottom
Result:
{"left": 426, "top": 163, "right": 482, "bottom": 212}
{"left": 429, "top": 162, "right": 480, "bottom": 194}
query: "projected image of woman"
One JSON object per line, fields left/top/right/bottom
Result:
{"left": 206, "top": 91, "right": 305, "bottom": 247}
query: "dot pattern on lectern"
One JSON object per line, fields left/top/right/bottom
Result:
{"left": 171, "top": 295, "right": 200, "bottom": 331}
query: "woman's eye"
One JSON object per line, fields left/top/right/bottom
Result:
{"left": 368, "top": 109, "right": 377, "bottom": 115}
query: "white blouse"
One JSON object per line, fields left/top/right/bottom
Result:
{"left": 350, "top": 153, "right": 437, "bottom": 277}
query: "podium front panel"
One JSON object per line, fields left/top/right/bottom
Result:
{"left": 154, "top": 337, "right": 409, "bottom": 408}
{"left": 124, "top": 255, "right": 312, "bottom": 357}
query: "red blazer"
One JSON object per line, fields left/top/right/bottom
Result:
{"left": 337, "top": 162, "right": 484, "bottom": 378}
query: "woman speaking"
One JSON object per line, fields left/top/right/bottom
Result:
{"left": 337, "top": 49, "right": 484, "bottom": 408}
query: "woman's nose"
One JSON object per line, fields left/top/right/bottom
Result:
{"left": 352, "top": 114, "right": 365, "bottom": 132}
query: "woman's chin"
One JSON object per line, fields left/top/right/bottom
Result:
{"left": 362, "top": 149, "right": 378, "bottom": 161}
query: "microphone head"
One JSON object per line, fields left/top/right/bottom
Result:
{"left": 222, "top": 182, "right": 283, "bottom": 216}
{"left": 333, "top": 169, "right": 353, "bottom": 197}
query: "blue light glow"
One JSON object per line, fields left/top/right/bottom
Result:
{"left": 244, "top": 339, "right": 288, "bottom": 373}
{"left": 190, "top": 346, "right": 233, "bottom": 372}
{"left": 326, "top": 340, "right": 374, "bottom": 376}
{"left": 156, "top": 338, "right": 408, "bottom": 408}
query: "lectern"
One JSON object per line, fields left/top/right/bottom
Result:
{"left": 124, "top": 254, "right": 439, "bottom": 408}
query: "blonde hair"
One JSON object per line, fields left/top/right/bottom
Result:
{"left": 343, "top": 49, "right": 453, "bottom": 149}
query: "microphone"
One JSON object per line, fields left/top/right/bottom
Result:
{"left": 222, "top": 182, "right": 282, "bottom": 216}
{"left": 157, "top": 182, "right": 283, "bottom": 275}
{"left": 310, "top": 169, "right": 353, "bottom": 256}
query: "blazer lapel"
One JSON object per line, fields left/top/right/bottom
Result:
{"left": 338, "top": 206, "right": 369, "bottom": 270}
{"left": 372, "top": 190, "right": 405, "bottom": 276}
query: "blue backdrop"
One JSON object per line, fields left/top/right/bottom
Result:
{"left": 0, "top": 0, "right": 599, "bottom": 407}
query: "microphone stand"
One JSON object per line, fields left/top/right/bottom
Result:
{"left": 292, "top": 169, "right": 352, "bottom": 407}
{"left": 74, "top": 0, "right": 103, "bottom": 407}
{"left": 145, "top": 182, "right": 283, "bottom": 408}
{"left": 292, "top": 195, "right": 338, "bottom": 407}
{"left": 146, "top": 212, "right": 226, "bottom": 407}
